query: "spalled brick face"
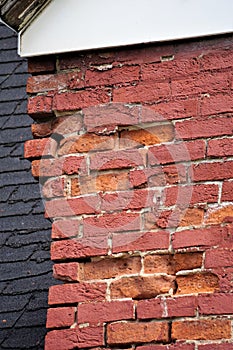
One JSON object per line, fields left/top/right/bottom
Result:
{"left": 25, "top": 34, "right": 233, "bottom": 349}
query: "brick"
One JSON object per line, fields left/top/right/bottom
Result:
{"left": 28, "top": 95, "right": 53, "bottom": 117}
{"left": 100, "top": 189, "right": 156, "bottom": 212}
{"left": 201, "top": 94, "right": 233, "bottom": 116}
{"left": 148, "top": 140, "right": 205, "bottom": 165}
{"left": 24, "top": 138, "right": 57, "bottom": 158}
{"left": 222, "top": 181, "right": 233, "bottom": 201}
{"left": 198, "top": 343, "right": 233, "bottom": 350}
{"left": 208, "top": 137, "right": 233, "bottom": 157}
{"left": 90, "top": 148, "right": 146, "bottom": 171}
{"left": 83, "top": 211, "right": 141, "bottom": 235}
{"left": 200, "top": 49, "right": 233, "bottom": 71}
{"left": 137, "top": 344, "right": 195, "bottom": 350}
{"left": 137, "top": 298, "right": 163, "bottom": 319}
{"left": 31, "top": 156, "right": 87, "bottom": 177}
{"left": 46, "top": 307, "right": 75, "bottom": 328}
{"left": 28, "top": 56, "right": 55, "bottom": 73}
{"left": 172, "top": 319, "right": 231, "bottom": 340}
{"left": 42, "top": 177, "right": 66, "bottom": 198}
{"left": 205, "top": 248, "right": 233, "bottom": 268}
{"left": 143, "top": 254, "right": 174, "bottom": 274}
{"left": 198, "top": 293, "right": 233, "bottom": 315}
{"left": 112, "top": 231, "right": 170, "bottom": 253}
{"left": 83, "top": 104, "right": 140, "bottom": 131}
{"left": 107, "top": 321, "right": 169, "bottom": 345}
{"left": 58, "top": 133, "right": 115, "bottom": 155}
{"left": 53, "top": 89, "right": 110, "bottom": 112}
{"left": 48, "top": 282, "right": 106, "bottom": 305}
{"left": 85, "top": 65, "right": 140, "bottom": 86}
{"left": 78, "top": 300, "right": 134, "bottom": 324}
{"left": 174, "top": 252, "right": 203, "bottom": 273}
{"left": 120, "top": 124, "right": 174, "bottom": 148}
{"left": 45, "top": 325, "right": 104, "bottom": 350}
{"left": 166, "top": 296, "right": 197, "bottom": 317}
{"left": 192, "top": 161, "right": 233, "bottom": 181}
{"left": 27, "top": 71, "right": 84, "bottom": 93}
{"left": 150, "top": 208, "right": 204, "bottom": 229}
{"left": 32, "top": 113, "right": 83, "bottom": 138}
{"left": 172, "top": 226, "right": 226, "bottom": 249}
{"left": 78, "top": 256, "right": 141, "bottom": 280}
{"left": 205, "top": 205, "right": 233, "bottom": 225}
{"left": 113, "top": 81, "right": 170, "bottom": 103}
{"left": 141, "top": 98, "right": 199, "bottom": 122}
{"left": 172, "top": 72, "right": 229, "bottom": 96}
{"left": 176, "top": 116, "right": 233, "bottom": 140}
{"left": 176, "top": 272, "right": 219, "bottom": 295}
{"left": 130, "top": 164, "right": 186, "bottom": 188}
{"left": 74, "top": 172, "right": 130, "bottom": 196}
{"left": 142, "top": 58, "right": 199, "bottom": 81}
{"left": 53, "top": 263, "right": 79, "bottom": 282}
{"left": 52, "top": 219, "right": 81, "bottom": 239}
{"left": 51, "top": 239, "right": 108, "bottom": 261}
{"left": 164, "top": 183, "right": 219, "bottom": 207}
{"left": 45, "top": 195, "right": 99, "bottom": 218}
{"left": 110, "top": 275, "right": 175, "bottom": 299}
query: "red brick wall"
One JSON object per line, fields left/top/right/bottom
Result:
{"left": 25, "top": 35, "right": 233, "bottom": 349}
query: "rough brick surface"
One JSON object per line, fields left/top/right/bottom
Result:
{"left": 23, "top": 33, "right": 233, "bottom": 350}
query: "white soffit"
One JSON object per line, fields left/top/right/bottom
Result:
{"left": 19, "top": 0, "right": 233, "bottom": 57}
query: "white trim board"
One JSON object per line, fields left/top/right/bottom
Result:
{"left": 19, "top": 0, "right": 233, "bottom": 57}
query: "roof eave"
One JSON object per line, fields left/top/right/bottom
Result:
{"left": 0, "top": 0, "right": 51, "bottom": 32}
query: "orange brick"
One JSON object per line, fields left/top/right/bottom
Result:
{"left": 119, "top": 124, "right": 174, "bottom": 148}
{"left": 107, "top": 321, "right": 169, "bottom": 345}
{"left": 172, "top": 319, "right": 231, "bottom": 340}
{"left": 205, "top": 205, "right": 233, "bottom": 225}
{"left": 78, "top": 257, "right": 141, "bottom": 281}
{"left": 143, "top": 254, "right": 174, "bottom": 274}
{"left": 176, "top": 272, "right": 219, "bottom": 295}
{"left": 174, "top": 252, "right": 203, "bottom": 273}
{"left": 110, "top": 275, "right": 175, "bottom": 299}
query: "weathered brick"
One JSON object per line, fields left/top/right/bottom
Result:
{"left": 164, "top": 183, "right": 219, "bottom": 207}
{"left": 78, "top": 300, "right": 134, "bottom": 324}
{"left": 112, "top": 231, "right": 170, "bottom": 253}
{"left": 28, "top": 95, "right": 53, "bottom": 117}
{"left": 110, "top": 275, "right": 175, "bottom": 299}
{"left": 205, "top": 248, "right": 233, "bottom": 268}
{"left": 166, "top": 296, "right": 197, "bottom": 317}
{"left": 172, "top": 72, "right": 229, "bottom": 96}
{"left": 58, "top": 133, "right": 115, "bottom": 155}
{"left": 137, "top": 298, "right": 163, "bottom": 319}
{"left": 200, "top": 49, "right": 233, "bottom": 71}
{"left": 46, "top": 307, "right": 75, "bottom": 328}
{"left": 205, "top": 205, "right": 233, "bottom": 225}
{"left": 83, "top": 103, "right": 140, "bottom": 131}
{"left": 176, "top": 116, "right": 233, "bottom": 140}
{"left": 27, "top": 71, "right": 84, "bottom": 93}
{"left": 208, "top": 137, "right": 233, "bottom": 157}
{"left": 24, "top": 138, "right": 57, "bottom": 158}
{"left": 113, "top": 81, "right": 170, "bottom": 103}
{"left": 174, "top": 252, "right": 203, "bottom": 272}
{"left": 85, "top": 65, "right": 140, "bottom": 87}
{"left": 78, "top": 256, "right": 141, "bottom": 280}
{"left": 53, "top": 89, "right": 110, "bottom": 112}
{"left": 28, "top": 56, "right": 55, "bottom": 73}
{"left": 222, "top": 180, "right": 233, "bottom": 201}
{"left": 45, "top": 325, "right": 104, "bottom": 350}
{"left": 120, "top": 124, "right": 174, "bottom": 148}
{"left": 172, "top": 226, "right": 226, "bottom": 249}
{"left": 143, "top": 254, "right": 174, "bottom": 274}
{"left": 51, "top": 239, "right": 108, "bottom": 261}
{"left": 90, "top": 148, "right": 146, "bottom": 171}
{"left": 48, "top": 283, "right": 106, "bottom": 305}
{"left": 53, "top": 263, "right": 79, "bottom": 282}
{"left": 176, "top": 272, "right": 219, "bottom": 295}
{"left": 107, "top": 321, "right": 169, "bottom": 345}
{"left": 172, "top": 319, "right": 231, "bottom": 340}
{"left": 198, "top": 293, "right": 233, "bottom": 315}
{"left": 148, "top": 140, "right": 205, "bottom": 165}
{"left": 42, "top": 177, "right": 66, "bottom": 198}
